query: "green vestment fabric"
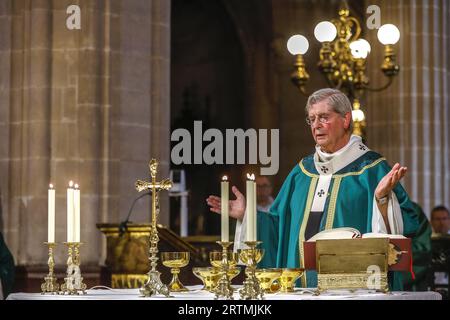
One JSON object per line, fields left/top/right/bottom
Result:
{"left": 0, "top": 232, "right": 15, "bottom": 298}
{"left": 402, "top": 202, "right": 432, "bottom": 290}
{"left": 256, "top": 151, "right": 419, "bottom": 291}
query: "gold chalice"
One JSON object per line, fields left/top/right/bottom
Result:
{"left": 161, "top": 252, "right": 190, "bottom": 292}
{"left": 238, "top": 248, "right": 264, "bottom": 265}
{"left": 193, "top": 267, "right": 241, "bottom": 292}
{"left": 279, "top": 268, "right": 304, "bottom": 293}
{"left": 255, "top": 268, "right": 282, "bottom": 293}
{"left": 209, "top": 251, "right": 239, "bottom": 268}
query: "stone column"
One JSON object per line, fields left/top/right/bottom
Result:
{"left": 6, "top": 0, "right": 53, "bottom": 264}
{"left": 0, "top": 1, "right": 12, "bottom": 232}
{"left": 365, "top": 0, "right": 450, "bottom": 215}
{"left": 149, "top": 0, "right": 171, "bottom": 227}
{"left": 0, "top": 0, "right": 172, "bottom": 266}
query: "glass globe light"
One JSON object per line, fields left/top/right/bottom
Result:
{"left": 287, "top": 35, "right": 309, "bottom": 55}
{"left": 377, "top": 24, "right": 400, "bottom": 45}
{"left": 352, "top": 109, "right": 365, "bottom": 122}
{"left": 350, "top": 39, "right": 371, "bottom": 59}
{"left": 314, "top": 21, "right": 337, "bottom": 43}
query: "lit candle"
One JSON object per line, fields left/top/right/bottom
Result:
{"left": 246, "top": 173, "right": 256, "bottom": 241}
{"left": 74, "top": 184, "right": 80, "bottom": 243}
{"left": 67, "top": 181, "right": 74, "bottom": 243}
{"left": 48, "top": 184, "right": 55, "bottom": 243}
{"left": 221, "top": 176, "right": 229, "bottom": 242}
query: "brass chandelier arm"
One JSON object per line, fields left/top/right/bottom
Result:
{"left": 347, "top": 17, "right": 361, "bottom": 42}
{"left": 362, "top": 76, "right": 394, "bottom": 92}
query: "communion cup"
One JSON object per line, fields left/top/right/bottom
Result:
{"left": 161, "top": 251, "right": 190, "bottom": 292}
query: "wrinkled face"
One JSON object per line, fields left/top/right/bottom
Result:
{"left": 431, "top": 210, "right": 450, "bottom": 234}
{"left": 307, "top": 100, "right": 351, "bottom": 153}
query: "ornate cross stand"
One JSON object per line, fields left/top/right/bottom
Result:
{"left": 135, "top": 159, "right": 173, "bottom": 297}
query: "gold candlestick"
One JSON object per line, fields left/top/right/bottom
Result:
{"left": 135, "top": 159, "right": 173, "bottom": 297}
{"left": 213, "top": 241, "right": 234, "bottom": 300}
{"left": 239, "top": 241, "right": 264, "bottom": 300}
{"left": 41, "top": 242, "right": 59, "bottom": 294}
{"left": 60, "top": 242, "right": 87, "bottom": 295}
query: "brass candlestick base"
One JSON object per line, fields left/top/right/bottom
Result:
{"left": 239, "top": 241, "right": 264, "bottom": 300}
{"left": 60, "top": 242, "right": 87, "bottom": 295}
{"left": 139, "top": 226, "right": 171, "bottom": 297}
{"left": 41, "top": 242, "right": 59, "bottom": 294}
{"left": 213, "top": 241, "right": 234, "bottom": 300}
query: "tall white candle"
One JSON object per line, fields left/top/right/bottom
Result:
{"left": 67, "top": 181, "right": 74, "bottom": 243}
{"left": 74, "top": 184, "right": 80, "bottom": 243}
{"left": 246, "top": 173, "right": 256, "bottom": 241}
{"left": 48, "top": 184, "right": 55, "bottom": 243}
{"left": 221, "top": 176, "right": 229, "bottom": 242}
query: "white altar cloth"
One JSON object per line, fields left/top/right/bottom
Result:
{"left": 7, "top": 285, "right": 442, "bottom": 300}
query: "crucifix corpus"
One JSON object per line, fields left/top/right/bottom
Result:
{"left": 135, "top": 158, "right": 173, "bottom": 297}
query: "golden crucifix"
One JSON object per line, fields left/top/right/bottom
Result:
{"left": 135, "top": 159, "right": 172, "bottom": 297}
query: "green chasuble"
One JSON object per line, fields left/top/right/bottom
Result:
{"left": 402, "top": 202, "right": 432, "bottom": 291}
{"left": 256, "top": 149, "right": 419, "bottom": 291}
{"left": 0, "top": 232, "right": 15, "bottom": 298}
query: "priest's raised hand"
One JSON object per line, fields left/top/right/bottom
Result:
{"left": 375, "top": 162, "right": 408, "bottom": 199}
{"left": 206, "top": 186, "right": 246, "bottom": 220}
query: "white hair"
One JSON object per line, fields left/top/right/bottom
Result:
{"left": 305, "top": 88, "right": 353, "bottom": 132}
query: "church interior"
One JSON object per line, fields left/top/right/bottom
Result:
{"left": 0, "top": 0, "right": 449, "bottom": 301}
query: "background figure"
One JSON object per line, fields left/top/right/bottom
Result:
{"left": 0, "top": 232, "right": 15, "bottom": 299}
{"left": 256, "top": 176, "right": 274, "bottom": 212}
{"left": 430, "top": 206, "right": 450, "bottom": 235}
{"left": 402, "top": 202, "right": 432, "bottom": 291}
{"left": 430, "top": 205, "right": 450, "bottom": 300}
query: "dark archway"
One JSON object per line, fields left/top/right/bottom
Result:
{"left": 170, "top": 0, "right": 246, "bottom": 236}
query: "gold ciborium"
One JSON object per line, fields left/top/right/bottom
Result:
{"left": 209, "top": 251, "right": 239, "bottom": 268}
{"left": 193, "top": 267, "right": 241, "bottom": 292}
{"left": 279, "top": 268, "right": 304, "bottom": 293}
{"left": 161, "top": 252, "right": 190, "bottom": 292}
{"left": 255, "top": 268, "right": 282, "bottom": 293}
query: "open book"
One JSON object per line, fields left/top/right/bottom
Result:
{"left": 307, "top": 227, "right": 406, "bottom": 242}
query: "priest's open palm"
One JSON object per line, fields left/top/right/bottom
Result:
{"left": 375, "top": 163, "right": 407, "bottom": 199}
{"left": 206, "top": 186, "right": 246, "bottom": 220}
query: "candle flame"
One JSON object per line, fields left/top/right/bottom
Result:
{"left": 222, "top": 175, "right": 228, "bottom": 181}
{"left": 74, "top": 183, "right": 79, "bottom": 189}
{"left": 246, "top": 173, "right": 255, "bottom": 181}
{"left": 69, "top": 180, "right": 74, "bottom": 187}
{"left": 49, "top": 183, "right": 54, "bottom": 189}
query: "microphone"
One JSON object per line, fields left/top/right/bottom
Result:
{"left": 119, "top": 191, "right": 151, "bottom": 236}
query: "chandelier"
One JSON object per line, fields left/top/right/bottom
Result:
{"left": 287, "top": 1, "right": 400, "bottom": 137}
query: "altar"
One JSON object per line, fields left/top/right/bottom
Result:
{"left": 7, "top": 285, "right": 442, "bottom": 300}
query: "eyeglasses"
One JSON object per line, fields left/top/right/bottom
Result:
{"left": 305, "top": 114, "right": 333, "bottom": 126}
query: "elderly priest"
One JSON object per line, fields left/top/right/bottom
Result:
{"left": 207, "top": 88, "right": 419, "bottom": 291}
